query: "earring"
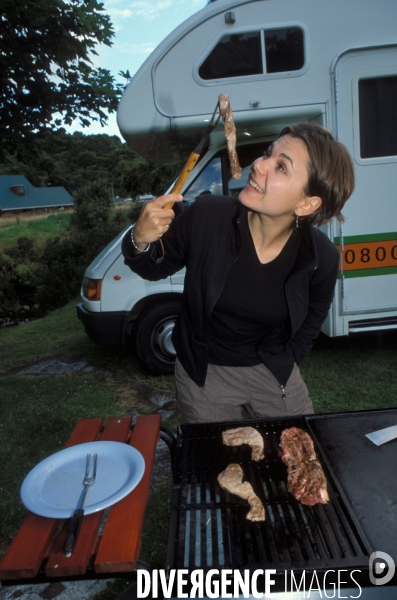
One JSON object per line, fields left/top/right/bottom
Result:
{"left": 295, "top": 214, "right": 299, "bottom": 229}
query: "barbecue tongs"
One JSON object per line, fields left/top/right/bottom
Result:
{"left": 163, "top": 101, "right": 221, "bottom": 209}
{"left": 151, "top": 101, "right": 221, "bottom": 263}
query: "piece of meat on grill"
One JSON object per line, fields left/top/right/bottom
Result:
{"left": 222, "top": 426, "right": 265, "bottom": 461}
{"left": 218, "top": 93, "right": 242, "bottom": 180}
{"left": 217, "top": 463, "right": 265, "bottom": 521}
{"left": 279, "top": 427, "right": 329, "bottom": 506}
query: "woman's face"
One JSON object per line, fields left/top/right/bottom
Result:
{"left": 238, "top": 135, "right": 314, "bottom": 219}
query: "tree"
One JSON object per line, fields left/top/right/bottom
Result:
{"left": 122, "top": 157, "right": 183, "bottom": 199}
{"left": 0, "top": 0, "right": 122, "bottom": 142}
{"left": 0, "top": 129, "right": 140, "bottom": 198}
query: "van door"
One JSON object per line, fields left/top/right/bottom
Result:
{"left": 334, "top": 46, "right": 397, "bottom": 331}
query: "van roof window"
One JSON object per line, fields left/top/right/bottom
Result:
{"left": 199, "top": 27, "right": 304, "bottom": 80}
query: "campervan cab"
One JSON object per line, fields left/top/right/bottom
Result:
{"left": 77, "top": 0, "right": 397, "bottom": 374}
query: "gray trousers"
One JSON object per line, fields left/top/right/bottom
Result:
{"left": 175, "top": 358, "right": 314, "bottom": 424}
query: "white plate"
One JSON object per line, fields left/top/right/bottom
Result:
{"left": 20, "top": 441, "right": 145, "bottom": 518}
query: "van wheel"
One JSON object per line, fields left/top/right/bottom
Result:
{"left": 131, "top": 300, "right": 181, "bottom": 375}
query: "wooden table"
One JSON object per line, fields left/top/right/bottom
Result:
{"left": 0, "top": 414, "right": 161, "bottom": 585}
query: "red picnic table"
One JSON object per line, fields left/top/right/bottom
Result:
{"left": 0, "top": 414, "right": 162, "bottom": 585}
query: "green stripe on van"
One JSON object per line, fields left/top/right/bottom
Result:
{"left": 334, "top": 232, "right": 397, "bottom": 245}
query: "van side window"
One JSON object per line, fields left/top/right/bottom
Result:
{"left": 265, "top": 28, "right": 304, "bottom": 73}
{"left": 198, "top": 32, "right": 262, "bottom": 80}
{"left": 359, "top": 76, "right": 397, "bottom": 158}
{"left": 182, "top": 157, "right": 223, "bottom": 206}
{"left": 199, "top": 28, "right": 304, "bottom": 80}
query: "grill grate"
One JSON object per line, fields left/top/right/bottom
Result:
{"left": 166, "top": 418, "right": 370, "bottom": 574}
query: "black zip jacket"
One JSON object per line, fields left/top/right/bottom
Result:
{"left": 122, "top": 196, "right": 340, "bottom": 387}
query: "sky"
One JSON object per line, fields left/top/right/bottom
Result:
{"left": 68, "top": 0, "right": 208, "bottom": 138}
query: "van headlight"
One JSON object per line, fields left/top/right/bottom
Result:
{"left": 82, "top": 277, "right": 102, "bottom": 301}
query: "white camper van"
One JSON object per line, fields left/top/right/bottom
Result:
{"left": 77, "top": 0, "right": 397, "bottom": 375}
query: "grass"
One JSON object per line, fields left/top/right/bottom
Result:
{"left": 0, "top": 211, "right": 72, "bottom": 251}
{"left": 0, "top": 373, "right": 121, "bottom": 545}
{"left": 0, "top": 302, "right": 174, "bottom": 395}
{"left": 0, "top": 300, "right": 397, "bottom": 599}
{"left": 301, "top": 330, "right": 397, "bottom": 413}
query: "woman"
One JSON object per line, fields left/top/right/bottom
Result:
{"left": 122, "top": 123, "right": 355, "bottom": 423}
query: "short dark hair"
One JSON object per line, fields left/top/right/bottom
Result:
{"left": 279, "top": 123, "right": 355, "bottom": 226}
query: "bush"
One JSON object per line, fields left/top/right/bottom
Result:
{"left": 0, "top": 181, "right": 134, "bottom": 315}
{"left": 71, "top": 178, "right": 114, "bottom": 231}
{"left": 35, "top": 189, "right": 129, "bottom": 312}
{"left": 34, "top": 234, "right": 88, "bottom": 311}
{"left": 127, "top": 199, "right": 143, "bottom": 223}
{"left": 0, "top": 238, "right": 41, "bottom": 313}
{"left": 0, "top": 253, "right": 20, "bottom": 310}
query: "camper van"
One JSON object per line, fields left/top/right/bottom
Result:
{"left": 77, "top": 0, "right": 397, "bottom": 375}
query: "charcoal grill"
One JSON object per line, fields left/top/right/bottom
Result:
{"left": 165, "top": 408, "right": 397, "bottom": 596}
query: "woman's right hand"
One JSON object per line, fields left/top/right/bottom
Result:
{"left": 132, "top": 194, "right": 183, "bottom": 251}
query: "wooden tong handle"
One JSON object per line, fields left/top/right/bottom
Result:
{"left": 163, "top": 152, "right": 201, "bottom": 209}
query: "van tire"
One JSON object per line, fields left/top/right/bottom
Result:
{"left": 131, "top": 300, "right": 181, "bottom": 375}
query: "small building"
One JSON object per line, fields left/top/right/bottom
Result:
{"left": 113, "top": 196, "right": 133, "bottom": 205}
{"left": 136, "top": 194, "right": 155, "bottom": 203}
{"left": 0, "top": 175, "right": 74, "bottom": 215}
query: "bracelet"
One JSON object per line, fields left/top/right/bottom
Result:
{"left": 130, "top": 223, "right": 150, "bottom": 253}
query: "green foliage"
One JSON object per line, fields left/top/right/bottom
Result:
{"left": 0, "top": 237, "right": 40, "bottom": 310}
{"left": 34, "top": 179, "right": 128, "bottom": 311}
{"left": 0, "top": 253, "right": 19, "bottom": 308}
{"left": 123, "top": 157, "right": 183, "bottom": 198}
{"left": 0, "top": 0, "right": 122, "bottom": 143}
{"left": 150, "top": 162, "right": 184, "bottom": 196}
{"left": 0, "top": 372, "right": 122, "bottom": 544}
{"left": 34, "top": 234, "right": 89, "bottom": 310}
{"left": 71, "top": 177, "right": 114, "bottom": 229}
{"left": 0, "top": 129, "right": 173, "bottom": 200}
{"left": 0, "top": 129, "right": 182, "bottom": 315}
{"left": 0, "top": 180, "right": 131, "bottom": 314}
{"left": 0, "top": 213, "right": 71, "bottom": 252}
{"left": 127, "top": 199, "right": 144, "bottom": 223}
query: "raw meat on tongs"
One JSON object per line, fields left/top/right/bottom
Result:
{"left": 218, "top": 93, "right": 242, "bottom": 180}
{"left": 217, "top": 463, "right": 265, "bottom": 521}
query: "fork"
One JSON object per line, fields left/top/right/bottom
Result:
{"left": 64, "top": 452, "right": 98, "bottom": 557}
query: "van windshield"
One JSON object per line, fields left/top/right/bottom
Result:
{"left": 180, "top": 142, "right": 274, "bottom": 205}
{"left": 182, "top": 157, "right": 223, "bottom": 206}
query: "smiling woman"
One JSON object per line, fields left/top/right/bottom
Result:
{"left": 121, "top": 122, "right": 355, "bottom": 424}
{"left": 238, "top": 135, "right": 322, "bottom": 264}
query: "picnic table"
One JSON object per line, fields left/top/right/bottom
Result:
{"left": 0, "top": 414, "right": 163, "bottom": 586}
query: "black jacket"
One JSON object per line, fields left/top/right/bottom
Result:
{"left": 122, "top": 196, "right": 340, "bottom": 387}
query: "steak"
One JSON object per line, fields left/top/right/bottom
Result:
{"left": 217, "top": 463, "right": 265, "bottom": 521}
{"left": 222, "top": 426, "right": 265, "bottom": 461}
{"left": 218, "top": 93, "right": 242, "bottom": 180}
{"left": 279, "top": 427, "right": 329, "bottom": 506}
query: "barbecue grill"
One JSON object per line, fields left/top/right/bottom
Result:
{"left": 164, "top": 408, "right": 397, "bottom": 598}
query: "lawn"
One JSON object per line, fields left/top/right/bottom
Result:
{"left": 0, "top": 301, "right": 396, "bottom": 598}
{"left": 0, "top": 212, "right": 72, "bottom": 251}
{"left": 0, "top": 301, "right": 177, "bottom": 599}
